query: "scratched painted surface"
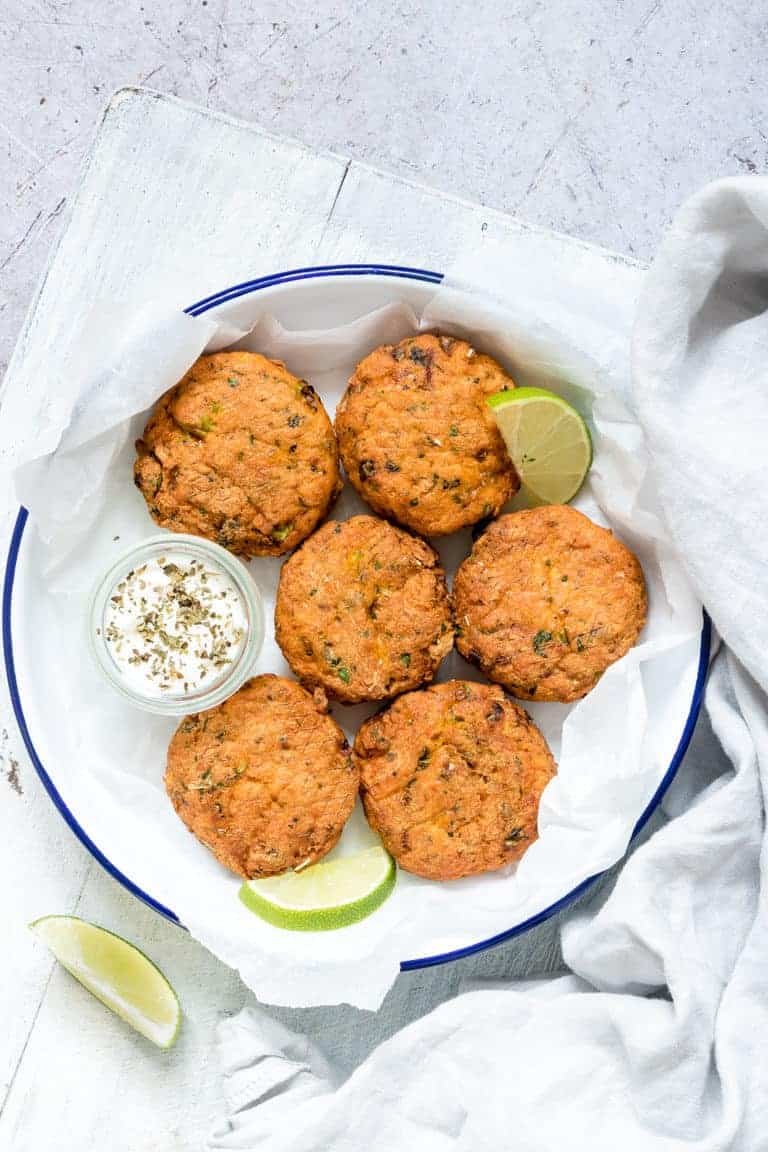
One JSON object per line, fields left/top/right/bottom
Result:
{"left": 0, "top": 5, "right": 760, "bottom": 1148}
{"left": 1, "top": 0, "right": 766, "bottom": 377}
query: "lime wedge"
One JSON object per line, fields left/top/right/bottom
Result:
{"left": 239, "top": 846, "right": 396, "bottom": 931}
{"left": 488, "top": 386, "right": 592, "bottom": 504}
{"left": 30, "top": 915, "right": 181, "bottom": 1048}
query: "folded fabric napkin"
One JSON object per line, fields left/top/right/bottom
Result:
{"left": 208, "top": 177, "right": 768, "bottom": 1151}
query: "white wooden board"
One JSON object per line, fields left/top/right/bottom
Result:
{"left": 0, "top": 88, "right": 645, "bottom": 1150}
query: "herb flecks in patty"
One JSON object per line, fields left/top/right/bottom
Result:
{"left": 532, "top": 630, "right": 553, "bottom": 655}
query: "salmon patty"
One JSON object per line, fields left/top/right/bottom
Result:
{"left": 275, "top": 516, "right": 454, "bottom": 704}
{"left": 335, "top": 333, "right": 518, "bottom": 536}
{"left": 165, "top": 675, "right": 357, "bottom": 878}
{"left": 354, "top": 680, "right": 556, "bottom": 880}
{"left": 453, "top": 505, "right": 647, "bottom": 703}
{"left": 135, "top": 351, "right": 341, "bottom": 557}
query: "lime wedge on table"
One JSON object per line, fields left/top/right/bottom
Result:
{"left": 30, "top": 916, "right": 181, "bottom": 1049}
{"left": 488, "top": 386, "right": 592, "bottom": 504}
{"left": 240, "top": 846, "right": 396, "bottom": 931}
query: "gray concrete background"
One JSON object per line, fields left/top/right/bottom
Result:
{"left": 1, "top": 0, "right": 765, "bottom": 378}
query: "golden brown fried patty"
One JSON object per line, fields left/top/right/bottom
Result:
{"left": 335, "top": 334, "right": 518, "bottom": 536}
{"left": 165, "top": 675, "right": 357, "bottom": 878}
{"left": 134, "top": 351, "right": 341, "bottom": 557}
{"left": 355, "top": 680, "right": 556, "bottom": 880}
{"left": 275, "top": 515, "right": 454, "bottom": 704}
{"left": 453, "top": 505, "right": 647, "bottom": 703}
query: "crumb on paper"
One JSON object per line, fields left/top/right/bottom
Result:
{"left": 1, "top": 727, "right": 22, "bottom": 795}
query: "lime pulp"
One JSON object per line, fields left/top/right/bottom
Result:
{"left": 239, "top": 846, "right": 396, "bottom": 931}
{"left": 487, "top": 386, "right": 592, "bottom": 505}
{"left": 30, "top": 915, "right": 181, "bottom": 1048}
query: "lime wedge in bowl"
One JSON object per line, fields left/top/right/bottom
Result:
{"left": 488, "top": 386, "right": 592, "bottom": 505}
{"left": 30, "top": 915, "right": 181, "bottom": 1049}
{"left": 240, "top": 845, "right": 396, "bottom": 931}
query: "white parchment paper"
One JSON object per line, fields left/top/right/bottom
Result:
{"left": 4, "top": 244, "right": 702, "bottom": 1009}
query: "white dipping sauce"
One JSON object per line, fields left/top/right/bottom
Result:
{"left": 101, "top": 551, "right": 247, "bottom": 699}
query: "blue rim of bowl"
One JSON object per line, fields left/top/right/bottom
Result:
{"left": 2, "top": 262, "right": 711, "bottom": 971}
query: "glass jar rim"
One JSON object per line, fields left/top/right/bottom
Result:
{"left": 88, "top": 533, "right": 264, "bottom": 716}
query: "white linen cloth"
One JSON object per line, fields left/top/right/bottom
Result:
{"left": 208, "top": 177, "right": 768, "bottom": 1150}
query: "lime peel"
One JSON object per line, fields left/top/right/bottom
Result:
{"left": 30, "top": 915, "right": 181, "bottom": 1049}
{"left": 239, "top": 846, "right": 396, "bottom": 931}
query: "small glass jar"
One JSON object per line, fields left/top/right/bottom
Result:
{"left": 89, "top": 534, "right": 264, "bottom": 716}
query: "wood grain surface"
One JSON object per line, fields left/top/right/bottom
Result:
{"left": 0, "top": 87, "right": 683, "bottom": 1151}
